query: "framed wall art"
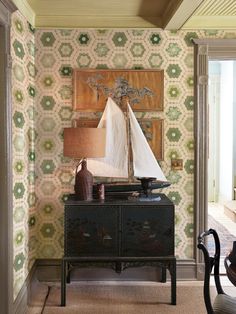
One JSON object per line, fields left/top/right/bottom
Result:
{"left": 73, "top": 69, "right": 164, "bottom": 112}
{"left": 75, "top": 118, "right": 164, "bottom": 161}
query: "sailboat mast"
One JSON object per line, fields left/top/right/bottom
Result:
{"left": 126, "top": 100, "right": 133, "bottom": 182}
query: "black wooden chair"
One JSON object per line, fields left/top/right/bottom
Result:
{"left": 197, "top": 228, "right": 236, "bottom": 314}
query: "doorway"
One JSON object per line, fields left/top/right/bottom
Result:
{"left": 208, "top": 60, "right": 236, "bottom": 259}
{"left": 193, "top": 39, "right": 236, "bottom": 276}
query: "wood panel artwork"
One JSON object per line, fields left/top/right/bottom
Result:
{"left": 73, "top": 69, "right": 164, "bottom": 112}
{"left": 75, "top": 118, "right": 164, "bottom": 161}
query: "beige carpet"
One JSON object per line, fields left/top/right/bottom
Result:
{"left": 43, "top": 283, "right": 209, "bottom": 314}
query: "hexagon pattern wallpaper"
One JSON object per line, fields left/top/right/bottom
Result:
{"left": 11, "top": 12, "right": 36, "bottom": 299}
{"left": 11, "top": 10, "right": 236, "bottom": 299}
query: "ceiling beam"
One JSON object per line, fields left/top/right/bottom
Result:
{"left": 35, "top": 15, "right": 162, "bottom": 29}
{"left": 163, "top": 0, "right": 205, "bottom": 30}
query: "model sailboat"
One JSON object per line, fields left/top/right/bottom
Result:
{"left": 87, "top": 97, "right": 169, "bottom": 196}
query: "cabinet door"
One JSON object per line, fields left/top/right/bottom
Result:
{"left": 122, "top": 205, "right": 174, "bottom": 257}
{"left": 65, "top": 205, "right": 119, "bottom": 257}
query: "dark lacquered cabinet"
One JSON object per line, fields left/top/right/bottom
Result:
{"left": 61, "top": 194, "right": 176, "bottom": 306}
{"left": 65, "top": 204, "right": 119, "bottom": 257}
{"left": 122, "top": 204, "right": 174, "bottom": 257}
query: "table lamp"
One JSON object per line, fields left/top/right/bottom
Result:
{"left": 63, "top": 127, "right": 106, "bottom": 200}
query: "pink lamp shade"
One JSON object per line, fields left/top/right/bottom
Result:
{"left": 63, "top": 127, "right": 106, "bottom": 200}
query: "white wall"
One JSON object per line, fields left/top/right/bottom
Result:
{"left": 219, "top": 61, "right": 234, "bottom": 202}
{"left": 208, "top": 62, "right": 220, "bottom": 202}
{"left": 233, "top": 62, "right": 236, "bottom": 189}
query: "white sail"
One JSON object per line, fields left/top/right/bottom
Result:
{"left": 87, "top": 97, "right": 128, "bottom": 177}
{"left": 87, "top": 97, "right": 167, "bottom": 182}
{"left": 128, "top": 104, "right": 167, "bottom": 181}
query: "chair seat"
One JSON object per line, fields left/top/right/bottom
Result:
{"left": 213, "top": 294, "right": 236, "bottom": 314}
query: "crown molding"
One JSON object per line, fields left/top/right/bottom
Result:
{"left": 163, "top": 0, "right": 204, "bottom": 30}
{"left": 12, "top": 0, "right": 35, "bottom": 25}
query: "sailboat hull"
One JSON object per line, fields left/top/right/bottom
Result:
{"left": 93, "top": 181, "right": 170, "bottom": 194}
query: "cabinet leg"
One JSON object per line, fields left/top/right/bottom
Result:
{"left": 115, "top": 262, "right": 122, "bottom": 274}
{"left": 161, "top": 267, "right": 166, "bottom": 283}
{"left": 61, "top": 259, "right": 66, "bottom": 306}
{"left": 66, "top": 262, "right": 71, "bottom": 283}
{"left": 169, "top": 260, "right": 176, "bottom": 305}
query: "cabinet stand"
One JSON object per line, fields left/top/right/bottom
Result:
{"left": 61, "top": 194, "right": 176, "bottom": 306}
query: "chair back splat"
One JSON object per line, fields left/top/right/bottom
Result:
{"left": 197, "top": 228, "right": 236, "bottom": 314}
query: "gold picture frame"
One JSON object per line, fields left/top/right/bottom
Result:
{"left": 73, "top": 69, "right": 164, "bottom": 112}
{"left": 75, "top": 118, "right": 164, "bottom": 161}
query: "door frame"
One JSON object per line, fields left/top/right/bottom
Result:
{"left": 193, "top": 39, "right": 236, "bottom": 277}
{"left": 0, "top": 1, "right": 16, "bottom": 313}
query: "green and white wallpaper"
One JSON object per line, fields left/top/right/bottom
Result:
{"left": 11, "top": 12, "right": 36, "bottom": 299}
{"left": 11, "top": 10, "right": 236, "bottom": 299}
{"left": 34, "top": 28, "right": 196, "bottom": 259}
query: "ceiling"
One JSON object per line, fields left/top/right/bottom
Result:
{"left": 12, "top": 0, "right": 236, "bottom": 29}
{"left": 183, "top": 0, "right": 236, "bottom": 29}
